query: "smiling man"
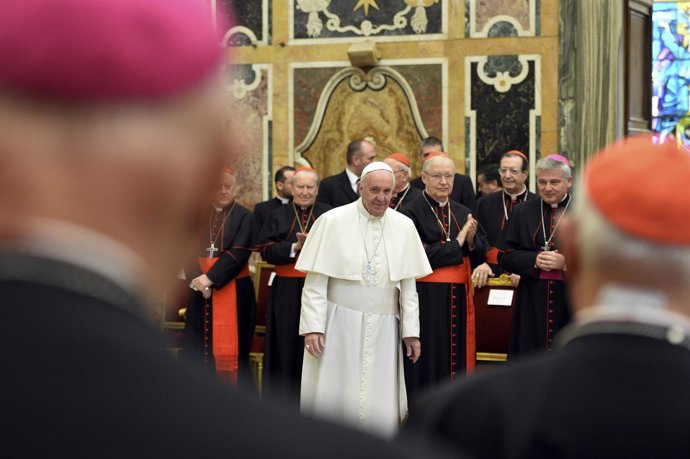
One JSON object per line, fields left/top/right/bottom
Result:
{"left": 472, "top": 150, "right": 537, "bottom": 288}
{"left": 259, "top": 167, "right": 331, "bottom": 403}
{"left": 401, "top": 152, "right": 489, "bottom": 405}
{"left": 296, "top": 162, "right": 431, "bottom": 438}
{"left": 185, "top": 168, "right": 257, "bottom": 385}
{"left": 498, "top": 156, "right": 573, "bottom": 357}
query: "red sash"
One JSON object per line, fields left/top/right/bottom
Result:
{"left": 486, "top": 247, "right": 499, "bottom": 265}
{"left": 417, "top": 257, "right": 476, "bottom": 374}
{"left": 274, "top": 263, "right": 306, "bottom": 278}
{"left": 196, "top": 259, "right": 250, "bottom": 384}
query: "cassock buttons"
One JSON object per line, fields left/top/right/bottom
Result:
{"left": 667, "top": 326, "right": 686, "bottom": 345}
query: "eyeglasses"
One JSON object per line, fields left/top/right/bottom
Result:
{"left": 423, "top": 172, "right": 454, "bottom": 181}
{"left": 498, "top": 168, "right": 522, "bottom": 176}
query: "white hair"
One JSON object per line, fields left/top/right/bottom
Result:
{"left": 422, "top": 155, "right": 454, "bottom": 174}
{"left": 573, "top": 186, "right": 690, "bottom": 281}
{"left": 290, "top": 169, "right": 320, "bottom": 185}
{"left": 536, "top": 158, "right": 571, "bottom": 179}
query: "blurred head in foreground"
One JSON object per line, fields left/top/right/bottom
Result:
{"left": 562, "top": 136, "right": 690, "bottom": 319}
{"left": 0, "top": 0, "right": 229, "bottom": 297}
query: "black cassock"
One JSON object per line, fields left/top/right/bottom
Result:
{"left": 475, "top": 189, "right": 537, "bottom": 274}
{"left": 184, "top": 203, "right": 257, "bottom": 384}
{"left": 410, "top": 173, "right": 477, "bottom": 212}
{"left": 401, "top": 193, "right": 488, "bottom": 404}
{"left": 259, "top": 202, "right": 331, "bottom": 403}
{"left": 499, "top": 195, "right": 572, "bottom": 358}
{"left": 404, "top": 326, "right": 690, "bottom": 459}
{"left": 254, "top": 196, "right": 287, "bottom": 234}
{"left": 389, "top": 185, "right": 422, "bottom": 212}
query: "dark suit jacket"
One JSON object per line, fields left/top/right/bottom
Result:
{"left": 254, "top": 197, "right": 285, "bottom": 234}
{"left": 404, "top": 329, "right": 690, "bottom": 459}
{"left": 317, "top": 170, "right": 358, "bottom": 208}
{"left": 0, "top": 253, "right": 452, "bottom": 458}
{"left": 411, "top": 173, "right": 477, "bottom": 212}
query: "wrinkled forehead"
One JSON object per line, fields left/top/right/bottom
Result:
{"left": 363, "top": 169, "right": 395, "bottom": 186}
{"left": 293, "top": 171, "right": 318, "bottom": 185}
{"left": 427, "top": 157, "right": 455, "bottom": 173}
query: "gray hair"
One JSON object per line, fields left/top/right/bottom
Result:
{"left": 573, "top": 187, "right": 690, "bottom": 281}
{"left": 422, "top": 155, "right": 454, "bottom": 174}
{"left": 536, "top": 158, "right": 571, "bottom": 179}
{"left": 290, "top": 169, "right": 320, "bottom": 186}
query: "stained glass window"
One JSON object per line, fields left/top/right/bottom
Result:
{"left": 652, "top": 1, "right": 690, "bottom": 145}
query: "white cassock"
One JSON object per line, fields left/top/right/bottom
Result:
{"left": 296, "top": 199, "right": 432, "bottom": 438}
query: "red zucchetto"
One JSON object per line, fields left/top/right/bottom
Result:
{"left": 0, "top": 0, "right": 224, "bottom": 102}
{"left": 386, "top": 153, "right": 411, "bottom": 167}
{"left": 586, "top": 135, "right": 690, "bottom": 245}
{"left": 506, "top": 150, "right": 529, "bottom": 163}
{"left": 423, "top": 151, "right": 449, "bottom": 162}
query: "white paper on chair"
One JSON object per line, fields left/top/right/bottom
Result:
{"left": 488, "top": 289, "right": 514, "bottom": 306}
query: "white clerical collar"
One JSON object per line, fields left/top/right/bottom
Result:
{"left": 505, "top": 186, "right": 527, "bottom": 201}
{"left": 576, "top": 284, "right": 690, "bottom": 334}
{"left": 345, "top": 167, "right": 360, "bottom": 187}
{"left": 277, "top": 196, "right": 290, "bottom": 205}
{"left": 547, "top": 193, "right": 569, "bottom": 209}
{"left": 425, "top": 191, "right": 449, "bottom": 207}
{"left": 7, "top": 217, "right": 149, "bottom": 297}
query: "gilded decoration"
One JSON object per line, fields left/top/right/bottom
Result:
{"left": 296, "top": 67, "right": 434, "bottom": 178}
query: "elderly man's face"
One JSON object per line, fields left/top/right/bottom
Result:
{"left": 383, "top": 158, "right": 409, "bottom": 193}
{"left": 359, "top": 170, "right": 394, "bottom": 217}
{"left": 213, "top": 172, "right": 235, "bottom": 208}
{"left": 422, "top": 157, "right": 455, "bottom": 203}
{"left": 537, "top": 168, "right": 572, "bottom": 205}
{"left": 292, "top": 171, "right": 319, "bottom": 209}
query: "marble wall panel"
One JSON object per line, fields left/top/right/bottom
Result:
{"left": 467, "top": 0, "right": 539, "bottom": 37}
{"left": 225, "top": 65, "right": 272, "bottom": 208}
{"left": 466, "top": 55, "right": 540, "bottom": 188}
{"left": 219, "top": 0, "right": 271, "bottom": 46}
{"left": 291, "top": 0, "right": 445, "bottom": 41}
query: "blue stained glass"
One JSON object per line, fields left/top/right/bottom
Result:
{"left": 652, "top": 2, "right": 690, "bottom": 147}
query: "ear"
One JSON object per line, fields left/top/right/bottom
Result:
{"left": 559, "top": 215, "right": 579, "bottom": 277}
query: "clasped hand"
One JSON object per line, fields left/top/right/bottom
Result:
{"left": 535, "top": 250, "right": 566, "bottom": 271}
{"left": 190, "top": 274, "right": 213, "bottom": 299}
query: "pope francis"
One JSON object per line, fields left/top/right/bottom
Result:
{"left": 296, "top": 162, "right": 432, "bottom": 438}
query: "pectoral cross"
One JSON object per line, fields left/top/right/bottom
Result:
{"left": 542, "top": 244, "right": 551, "bottom": 252}
{"left": 206, "top": 243, "right": 219, "bottom": 259}
{"left": 362, "top": 262, "right": 376, "bottom": 287}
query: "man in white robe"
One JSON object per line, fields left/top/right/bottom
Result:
{"left": 296, "top": 162, "right": 432, "bottom": 438}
